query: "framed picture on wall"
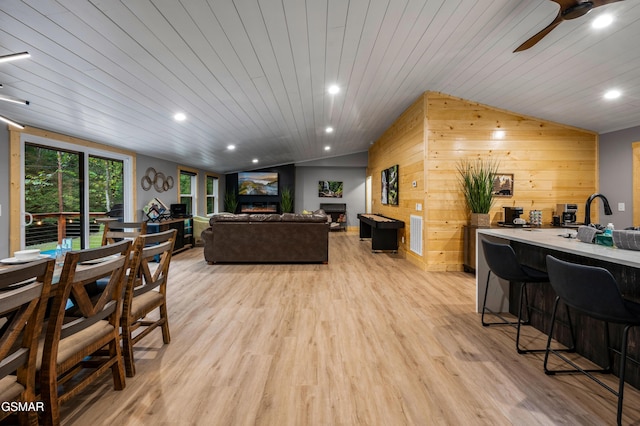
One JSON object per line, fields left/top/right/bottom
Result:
{"left": 387, "top": 165, "right": 399, "bottom": 205}
{"left": 381, "top": 169, "right": 388, "bottom": 204}
{"left": 381, "top": 165, "right": 399, "bottom": 205}
{"left": 318, "top": 181, "right": 343, "bottom": 198}
{"left": 492, "top": 173, "right": 514, "bottom": 197}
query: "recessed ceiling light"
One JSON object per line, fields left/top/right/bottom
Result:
{"left": 174, "top": 112, "right": 186, "bottom": 121}
{"left": 252, "top": 158, "right": 259, "bottom": 163}
{"left": 328, "top": 85, "right": 340, "bottom": 95}
{"left": 325, "top": 126, "right": 334, "bottom": 133}
{"left": 324, "top": 146, "right": 331, "bottom": 151}
{"left": 592, "top": 14, "right": 613, "bottom": 29}
{"left": 227, "top": 144, "right": 236, "bottom": 150}
{"left": 604, "top": 89, "right": 621, "bottom": 100}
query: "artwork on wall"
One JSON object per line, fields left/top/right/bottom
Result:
{"left": 493, "top": 173, "right": 514, "bottom": 197}
{"left": 381, "top": 169, "right": 388, "bottom": 204}
{"left": 140, "top": 167, "right": 174, "bottom": 192}
{"left": 318, "top": 181, "right": 343, "bottom": 198}
{"left": 238, "top": 172, "right": 278, "bottom": 195}
{"left": 381, "top": 165, "right": 399, "bottom": 205}
{"left": 387, "top": 165, "right": 399, "bottom": 205}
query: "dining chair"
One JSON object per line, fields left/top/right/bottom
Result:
{"left": 0, "top": 258, "right": 54, "bottom": 426}
{"left": 544, "top": 255, "right": 640, "bottom": 426}
{"left": 480, "top": 239, "right": 553, "bottom": 353}
{"left": 121, "top": 229, "right": 176, "bottom": 377}
{"left": 38, "top": 240, "right": 132, "bottom": 426}
{"left": 101, "top": 221, "right": 147, "bottom": 246}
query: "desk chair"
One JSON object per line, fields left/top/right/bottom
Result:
{"left": 544, "top": 255, "right": 640, "bottom": 426}
{"left": 0, "top": 259, "right": 54, "bottom": 426}
{"left": 481, "top": 239, "right": 553, "bottom": 353}
{"left": 121, "top": 229, "right": 176, "bottom": 377}
{"left": 38, "top": 240, "right": 131, "bottom": 426}
{"left": 101, "top": 221, "right": 147, "bottom": 246}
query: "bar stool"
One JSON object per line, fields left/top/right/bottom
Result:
{"left": 480, "top": 239, "right": 551, "bottom": 353}
{"left": 545, "top": 255, "right": 640, "bottom": 426}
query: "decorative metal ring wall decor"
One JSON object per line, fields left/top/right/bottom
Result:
{"left": 141, "top": 175, "right": 152, "bottom": 191}
{"left": 140, "top": 167, "right": 174, "bottom": 192}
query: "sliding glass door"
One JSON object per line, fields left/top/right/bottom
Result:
{"left": 20, "top": 133, "right": 132, "bottom": 252}
{"left": 88, "top": 155, "right": 124, "bottom": 247}
{"left": 24, "top": 144, "right": 83, "bottom": 252}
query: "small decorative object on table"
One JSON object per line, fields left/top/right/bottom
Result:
{"left": 144, "top": 197, "right": 171, "bottom": 222}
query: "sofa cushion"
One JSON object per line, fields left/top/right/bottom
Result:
{"left": 210, "top": 213, "right": 250, "bottom": 224}
{"left": 281, "top": 213, "right": 327, "bottom": 223}
{"left": 249, "top": 214, "right": 282, "bottom": 222}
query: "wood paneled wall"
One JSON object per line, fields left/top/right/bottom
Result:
{"left": 368, "top": 92, "right": 599, "bottom": 271}
{"left": 367, "top": 95, "right": 426, "bottom": 267}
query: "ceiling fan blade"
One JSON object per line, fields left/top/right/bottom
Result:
{"left": 514, "top": 14, "right": 564, "bottom": 52}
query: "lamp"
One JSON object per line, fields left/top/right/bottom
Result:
{"left": 0, "top": 52, "right": 30, "bottom": 63}
{"left": 0, "top": 114, "right": 25, "bottom": 129}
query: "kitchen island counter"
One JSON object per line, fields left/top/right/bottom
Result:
{"left": 475, "top": 227, "right": 640, "bottom": 388}
{"left": 476, "top": 228, "right": 640, "bottom": 312}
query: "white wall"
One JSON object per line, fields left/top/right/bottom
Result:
{"left": 599, "top": 126, "right": 640, "bottom": 228}
{"left": 136, "top": 155, "right": 182, "bottom": 221}
{"left": 295, "top": 166, "right": 366, "bottom": 228}
{"left": 136, "top": 154, "right": 225, "bottom": 220}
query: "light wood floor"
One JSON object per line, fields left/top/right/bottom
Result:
{"left": 59, "top": 232, "right": 640, "bottom": 425}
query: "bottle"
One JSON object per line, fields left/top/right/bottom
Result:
{"left": 605, "top": 223, "right": 614, "bottom": 236}
{"left": 55, "top": 244, "right": 63, "bottom": 265}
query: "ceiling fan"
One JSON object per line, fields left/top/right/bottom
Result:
{"left": 514, "top": 0, "right": 623, "bottom": 52}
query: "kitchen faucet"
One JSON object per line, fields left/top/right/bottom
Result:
{"left": 584, "top": 193, "right": 613, "bottom": 226}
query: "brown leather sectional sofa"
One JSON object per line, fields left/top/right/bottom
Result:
{"left": 201, "top": 212, "right": 329, "bottom": 264}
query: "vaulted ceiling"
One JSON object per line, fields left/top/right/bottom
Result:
{"left": 1, "top": 0, "right": 639, "bottom": 173}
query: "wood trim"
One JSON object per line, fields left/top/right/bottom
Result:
{"left": 177, "top": 165, "right": 200, "bottom": 212}
{"left": 14, "top": 126, "right": 135, "bottom": 156}
{"left": 9, "top": 130, "right": 21, "bottom": 255}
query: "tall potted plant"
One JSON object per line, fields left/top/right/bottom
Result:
{"left": 280, "top": 186, "right": 293, "bottom": 213}
{"left": 224, "top": 190, "right": 238, "bottom": 214}
{"left": 457, "top": 158, "right": 499, "bottom": 227}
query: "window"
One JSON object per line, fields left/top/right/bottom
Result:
{"left": 206, "top": 175, "right": 219, "bottom": 215}
{"left": 179, "top": 168, "right": 198, "bottom": 216}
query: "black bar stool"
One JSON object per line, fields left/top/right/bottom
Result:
{"left": 544, "top": 255, "right": 640, "bottom": 426}
{"left": 481, "top": 239, "right": 553, "bottom": 353}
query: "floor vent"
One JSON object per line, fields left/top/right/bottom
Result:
{"left": 410, "top": 215, "right": 423, "bottom": 255}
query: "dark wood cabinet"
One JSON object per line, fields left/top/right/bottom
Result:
{"left": 320, "top": 203, "right": 347, "bottom": 232}
{"left": 147, "top": 217, "right": 193, "bottom": 253}
{"left": 463, "top": 224, "right": 488, "bottom": 273}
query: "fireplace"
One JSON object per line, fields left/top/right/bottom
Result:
{"left": 240, "top": 202, "right": 278, "bottom": 213}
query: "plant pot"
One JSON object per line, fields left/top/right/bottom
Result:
{"left": 470, "top": 213, "right": 490, "bottom": 227}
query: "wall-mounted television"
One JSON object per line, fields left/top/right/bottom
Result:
{"left": 238, "top": 172, "right": 278, "bottom": 195}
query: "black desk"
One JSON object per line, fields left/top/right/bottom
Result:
{"left": 357, "top": 214, "right": 405, "bottom": 252}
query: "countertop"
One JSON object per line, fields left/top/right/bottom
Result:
{"left": 477, "top": 227, "right": 640, "bottom": 269}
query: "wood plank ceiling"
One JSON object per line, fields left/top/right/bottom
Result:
{"left": 1, "top": 0, "right": 639, "bottom": 173}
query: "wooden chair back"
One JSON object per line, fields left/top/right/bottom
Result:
{"left": 101, "top": 221, "right": 147, "bottom": 246}
{"left": 0, "top": 258, "right": 54, "bottom": 425}
{"left": 121, "top": 229, "right": 176, "bottom": 377}
{"left": 40, "top": 240, "right": 132, "bottom": 426}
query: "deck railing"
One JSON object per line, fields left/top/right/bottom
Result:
{"left": 26, "top": 212, "right": 111, "bottom": 246}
